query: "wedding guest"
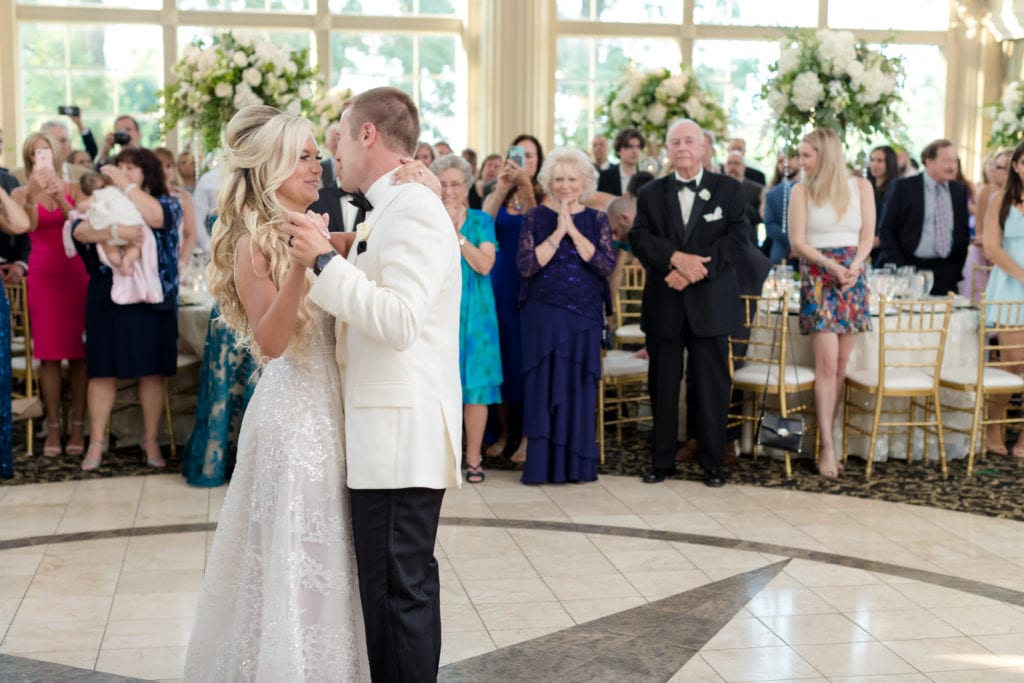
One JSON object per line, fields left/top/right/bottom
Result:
{"left": 432, "top": 154, "right": 501, "bottom": 483}
{"left": 591, "top": 134, "right": 610, "bottom": 171}
{"left": 154, "top": 147, "right": 198, "bottom": 266}
{"left": 0, "top": 169, "right": 30, "bottom": 285}
{"left": 461, "top": 147, "right": 478, "bottom": 174}
{"left": 626, "top": 171, "right": 655, "bottom": 198}
{"left": 868, "top": 145, "right": 899, "bottom": 262}
{"left": 470, "top": 153, "right": 501, "bottom": 210}
{"left": 788, "top": 128, "right": 875, "bottom": 479}
{"left": 72, "top": 147, "right": 181, "bottom": 470}
{"left": 597, "top": 128, "right": 644, "bottom": 195}
{"left": 763, "top": 151, "right": 799, "bottom": 265}
{"left": 517, "top": 147, "right": 614, "bottom": 484}
{"left": 96, "top": 114, "right": 143, "bottom": 166}
{"left": 963, "top": 148, "right": 1012, "bottom": 300}
{"left": 606, "top": 195, "right": 637, "bottom": 306}
{"left": 177, "top": 151, "right": 197, "bottom": 192}
{"left": 434, "top": 141, "right": 453, "bottom": 156}
{"left": 727, "top": 137, "right": 766, "bottom": 185}
{"left": 68, "top": 150, "right": 92, "bottom": 169}
{"left": 0, "top": 185, "right": 29, "bottom": 479}
{"left": 982, "top": 140, "right": 1024, "bottom": 457}
{"left": 415, "top": 141, "right": 436, "bottom": 166}
{"left": 11, "top": 132, "right": 89, "bottom": 459}
{"left": 482, "top": 134, "right": 543, "bottom": 461}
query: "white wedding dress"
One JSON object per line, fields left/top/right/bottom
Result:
{"left": 183, "top": 307, "right": 368, "bottom": 682}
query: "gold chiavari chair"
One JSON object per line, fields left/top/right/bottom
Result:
{"left": 612, "top": 264, "right": 645, "bottom": 349}
{"left": 939, "top": 296, "right": 1024, "bottom": 475}
{"left": 842, "top": 294, "right": 954, "bottom": 478}
{"left": 728, "top": 294, "right": 815, "bottom": 478}
{"left": 970, "top": 264, "right": 993, "bottom": 305}
{"left": 6, "top": 281, "right": 40, "bottom": 453}
{"left": 597, "top": 349, "right": 651, "bottom": 463}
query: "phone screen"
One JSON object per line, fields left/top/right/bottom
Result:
{"left": 508, "top": 145, "right": 526, "bottom": 169}
{"left": 33, "top": 148, "right": 54, "bottom": 172}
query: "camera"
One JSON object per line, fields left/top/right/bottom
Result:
{"left": 57, "top": 105, "right": 80, "bottom": 117}
{"left": 113, "top": 129, "right": 131, "bottom": 145}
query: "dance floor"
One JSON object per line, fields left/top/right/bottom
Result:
{"left": 0, "top": 469, "right": 1023, "bottom": 681}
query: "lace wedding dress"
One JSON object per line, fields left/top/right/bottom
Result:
{"left": 183, "top": 307, "right": 368, "bottom": 682}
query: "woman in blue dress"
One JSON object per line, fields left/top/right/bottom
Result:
{"left": 517, "top": 147, "right": 614, "bottom": 484}
{"left": 481, "top": 134, "right": 543, "bottom": 462}
{"left": 0, "top": 184, "right": 31, "bottom": 478}
{"left": 431, "top": 154, "right": 502, "bottom": 483}
{"left": 982, "top": 140, "right": 1024, "bottom": 457}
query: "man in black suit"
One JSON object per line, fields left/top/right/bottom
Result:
{"left": 319, "top": 122, "right": 341, "bottom": 189}
{"left": 0, "top": 170, "right": 30, "bottom": 284}
{"left": 629, "top": 119, "right": 749, "bottom": 487}
{"left": 724, "top": 150, "right": 764, "bottom": 246}
{"left": 727, "top": 138, "right": 767, "bottom": 186}
{"left": 597, "top": 128, "right": 644, "bottom": 195}
{"left": 878, "top": 138, "right": 969, "bottom": 294}
{"left": 308, "top": 141, "right": 364, "bottom": 232}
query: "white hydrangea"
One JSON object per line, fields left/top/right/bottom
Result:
{"left": 243, "top": 67, "right": 262, "bottom": 87}
{"left": 683, "top": 99, "right": 707, "bottom": 121}
{"left": 298, "top": 84, "right": 312, "bottom": 100}
{"left": 790, "top": 71, "right": 824, "bottom": 112}
{"left": 646, "top": 102, "right": 667, "bottom": 125}
{"left": 765, "top": 89, "right": 789, "bottom": 117}
{"left": 286, "top": 99, "right": 301, "bottom": 115}
{"left": 998, "top": 109, "right": 1017, "bottom": 125}
{"left": 214, "top": 82, "right": 233, "bottom": 99}
{"left": 232, "top": 51, "right": 247, "bottom": 68}
{"left": 658, "top": 75, "right": 687, "bottom": 98}
{"left": 816, "top": 29, "right": 857, "bottom": 75}
{"left": 284, "top": 61, "right": 298, "bottom": 76}
{"left": 845, "top": 60, "right": 865, "bottom": 80}
{"left": 778, "top": 47, "right": 801, "bottom": 75}
{"left": 197, "top": 48, "right": 219, "bottom": 73}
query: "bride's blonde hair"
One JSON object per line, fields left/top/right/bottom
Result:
{"left": 802, "top": 127, "right": 851, "bottom": 218}
{"left": 207, "top": 106, "right": 315, "bottom": 357}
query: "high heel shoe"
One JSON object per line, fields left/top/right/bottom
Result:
{"left": 43, "top": 422, "right": 62, "bottom": 458}
{"left": 81, "top": 439, "right": 106, "bottom": 471}
{"left": 141, "top": 438, "right": 166, "bottom": 469}
{"left": 65, "top": 420, "right": 86, "bottom": 457}
{"left": 509, "top": 438, "right": 528, "bottom": 464}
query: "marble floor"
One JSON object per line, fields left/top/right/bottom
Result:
{"left": 1, "top": 470, "right": 1023, "bottom": 682}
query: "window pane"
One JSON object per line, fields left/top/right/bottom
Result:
{"left": 692, "top": 40, "right": 778, "bottom": 177}
{"left": 694, "top": 0, "right": 817, "bottom": 26}
{"left": 555, "top": 36, "right": 681, "bottom": 149}
{"left": 178, "top": 0, "right": 310, "bottom": 13}
{"left": 329, "top": 33, "right": 465, "bottom": 150}
{"left": 19, "top": 0, "right": 159, "bottom": 8}
{"left": 829, "top": 0, "right": 948, "bottom": 31}
{"left": 329, "top": 0, "right": 462, "bottom": 16}
{"left": 178, "top": 28, "right": 313, "bottom": 57}
{"left": 20, "top": 23, "right": 163, "bottom": 150}
{"left": 876, "top": 44, "right": 946, "bottom": 162}
{"left": 557, "top": 0, "right": 682, "bottom": 23}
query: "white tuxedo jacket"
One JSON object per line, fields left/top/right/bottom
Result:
{"left": 309, "top": 169, "right": 463, "bottom": 490}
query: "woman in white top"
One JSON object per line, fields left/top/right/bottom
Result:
{"left": 789, "top": 127, "right": 876, "bottom": 478}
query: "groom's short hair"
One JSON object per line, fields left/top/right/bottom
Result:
{"left": 345, "top": 87, "right": 419, "bottom": 157}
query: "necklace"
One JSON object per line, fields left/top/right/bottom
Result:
{"left": 506, "top": 192, "right": 522, "bottom": 212}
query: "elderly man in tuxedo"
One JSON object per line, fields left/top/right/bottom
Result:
{"left": 629, "top": 118, "right": 749, "bottom": 487}
{"left": 878, "top": 139, "right": 970, "bottom": 294}
{"left": 284, "top": 86, "right": 462, "bottom": 682}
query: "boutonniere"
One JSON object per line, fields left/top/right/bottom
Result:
{"left": 702, "top": 206, "right": 723, "bottom": 222}
{"left": 698, "top": 188, "right": 711, "bottom": 201}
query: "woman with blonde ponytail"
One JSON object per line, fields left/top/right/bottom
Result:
{"left": 184, "top": 106, "right": 369, "bottom": 681}
{"left": 788, "top": 127, "right": 875, "bottom": 479}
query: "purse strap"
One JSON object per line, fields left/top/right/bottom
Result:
{"left": 756, "top": 294, "right": 802, "bottom": 423}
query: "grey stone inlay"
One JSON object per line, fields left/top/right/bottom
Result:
{"left": 438, "top": 561, "right": 790, "bottom": 682}
{"left": 0, "top": 522, "right": 216, "bottom": 551}
{"left": 0, "top": 654, "right": 150, "bottom": 682}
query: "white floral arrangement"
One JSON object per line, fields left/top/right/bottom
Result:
{"left": 987, "top": 81, "right": 1024, "bottom": 149}
{"left": 312, "top": 86, "right": 353, "bottom": 139}
{"left": 161, "top": 31, "right": 319, "bottom": 152}
{"left": 761, "top": 29, "right": 905, "bottom": 151}
{"left": 599, "top": 65, "right": 727, "bottom": 146}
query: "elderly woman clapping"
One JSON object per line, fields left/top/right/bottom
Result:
{"left": 429, "top": 154, "right": 502, "bottom": 483}
{"left": 516, "top": 146, "right": 615, "bottom": 484}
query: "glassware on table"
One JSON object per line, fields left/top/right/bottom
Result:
{"left": 918, "top": 269, "right": 935, "bottom": 297}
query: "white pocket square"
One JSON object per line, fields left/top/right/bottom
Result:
{"left": 703, "top": 207, "right": 723, "bottom": 222}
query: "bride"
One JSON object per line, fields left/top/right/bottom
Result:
{"left": 182, "top": 106, "right": 367, "bottom": 681}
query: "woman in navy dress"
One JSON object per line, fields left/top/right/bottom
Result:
{"left": 481, "top": 134, "right": 544, "bottom": 461}
{"left": 72, "top": 148, "right": 181, "bottom": 471}
{"left": 517, "top": 147, "right": 614, "bottom": 484}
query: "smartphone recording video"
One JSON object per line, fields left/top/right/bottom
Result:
{"left": 33, "top": 147, "right": 54, "bottom": 172}
{"left": 508, "top": 145, "right": 526, "bottom": 169}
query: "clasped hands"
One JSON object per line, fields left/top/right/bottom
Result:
{"left": 827, "top": 260, "right": 861, "bottom": 292}
{"left": 665, "top": 251, "right": 711, "bottom": 291}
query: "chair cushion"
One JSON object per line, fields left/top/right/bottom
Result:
{"left": 847, "top": 367, "right": 935, "bottom": 390}
{"left": 939, "top": 366, "right": 1024, "bottom": 390}
{"left": 603, "top": 350, "right": 649, "bottom": 376}
{"left": 614, "top": 323, "right": 643, "bottom": 339}
{"left": 733, "top": 363, "right": 815, "bottom": 387}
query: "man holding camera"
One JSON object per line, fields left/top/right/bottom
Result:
{"left": 96, "top": 115, "right": 143, "bottom": 166}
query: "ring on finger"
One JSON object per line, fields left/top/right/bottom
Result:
{"left": 288, "top": 235, "right": 294, "bottom": 247}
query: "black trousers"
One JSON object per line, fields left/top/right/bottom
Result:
{"left": 349, "top": 487, "right": 446, "bottom": 683}
{"left": 647, "top": 323, "right": 730, "bottom": 474}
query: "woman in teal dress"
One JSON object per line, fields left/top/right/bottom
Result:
{"left": 431, "top": 154, "right": 502, "bottom": 483}
{"left": 982, "top": 140, "right": 1024, "bottom": 457}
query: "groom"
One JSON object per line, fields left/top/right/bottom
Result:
{"left": 285, "top": 87, "right": 463, "bottom": 681}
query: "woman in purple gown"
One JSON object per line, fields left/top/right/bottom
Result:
{"left": 517, "top": 147, "right": 615, "bottom": 484}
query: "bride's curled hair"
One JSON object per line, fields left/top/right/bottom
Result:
{"left": 207, "top": 105, "right": 316, "bottom": 357}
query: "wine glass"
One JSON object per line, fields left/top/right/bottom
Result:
{"left": 918, "top": 269, "right": 935, "bottom": 297}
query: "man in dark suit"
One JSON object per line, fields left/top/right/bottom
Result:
{"left": 878, "top": 138, "right": 969, "bottom": 294}
{"left": 597, "top": 127, "right": 645, "bottom": 195}
{"left": 319, "top": 122, "right": 341, "bottom": 189}
{"left": 0, "top": 170, "right": 30, "bottom": 285}
{"left": 308, "top": 142, "right": 364, "bottom": 232}
{"left": 724, "top": 150, "right": 764, "bottom": 246}
{"left": 727, "top": 138, "right": 767, "bottom": 186}
{"left": 629, "top": 119, "right": 749, "bottom": 487}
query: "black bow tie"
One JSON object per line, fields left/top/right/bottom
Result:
{"left": 674, "top": 179, "right": 698, "bottom": 192}
{"left": 348, "top": 192, "right": 373, "bottom": 212}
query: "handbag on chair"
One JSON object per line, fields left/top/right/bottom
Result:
{"left": 754, "top": 298, "right": 805, "bottom": 454}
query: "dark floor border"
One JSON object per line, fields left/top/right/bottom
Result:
{"left": 2, "top": 516, "right": 1022, "bottom": 609}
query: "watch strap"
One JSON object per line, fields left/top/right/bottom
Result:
{"left": 313, "top": 251, "right": 337, "bottom": 276}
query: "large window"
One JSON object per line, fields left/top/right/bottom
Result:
{"left": 693, "top": 0, "right": 817, "bottom": 26}
{"left": 557, "top": 0, "right": 682, "bottom": 23}
{"left": 329, "top": 0, "right": 461, "bottom": 16}
{"left": 829, "top": 0, "right": 949, "bottom": 31}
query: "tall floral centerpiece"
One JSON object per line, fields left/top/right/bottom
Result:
{"left": 761, "top": 29, "right": 905, "bottom": 152}
{"left": 600, "top": 65, "right": 727, "bottom": 148}
{"left": 161, "top": 32, "right": 319, "bottom": 153}
{"left": 311, "top": 86, "right": 353, "bottom": 139}
{"left": 987, "top": 81, "right": 1024, "bottom": 149}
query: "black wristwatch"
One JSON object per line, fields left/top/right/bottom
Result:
{"left": 313, "top": 251, "right": 337, "bottom": 276}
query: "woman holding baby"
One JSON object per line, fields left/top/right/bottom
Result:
{"left": 71, "top": 147, "right": 181, "bottom": 471}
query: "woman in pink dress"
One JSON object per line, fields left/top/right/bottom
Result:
{"left": 11, "top": 132, "right": 89, "bottom": 458}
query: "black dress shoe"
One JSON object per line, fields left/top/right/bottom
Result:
{"left": 642, "top": 467, "right": 679, "bottom": 483}
{"left": 703, "top": 470, "right": 725, "bottom": 488}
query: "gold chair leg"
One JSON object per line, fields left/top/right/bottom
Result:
{"left": 932, "top": 389, "right": 948, "bottom": 478}
{"left": 967, "top": 389, "right": 983, "bottom": 477}
{"left": 905, "top": 397, "right": 915, "bottom": 465}
{"left": 164, "top": 384, "right": 176, "bottom": 460}
{"left": 866, "top": 389, "right": 884, "bottom": 479}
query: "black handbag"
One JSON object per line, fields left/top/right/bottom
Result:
{"left": 753, "top": 298, "right": 805, "bottom": 454}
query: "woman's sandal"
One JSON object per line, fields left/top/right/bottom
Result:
{"left": 1011, "top": 444, "right": 1024, "bottom": 459}
{"left": 509, "top": 439, "right": 527, "bottom": 464}
{"left": 465, "top": 464, "right": 485, "bottom": 484}
{"left": 43, "top": 422, "right": 62, "bottom": 458}
{"left": 141, "top": 438, "right": 166, "bottom": 469}
{"left": 81, "top": 440, "right": 106, "bottom": 471}
{"left": 65, "top": 420, "right": 86, "bottom": 457}
{"left": 484, "top": 437, "right": 507, "bottom": 458}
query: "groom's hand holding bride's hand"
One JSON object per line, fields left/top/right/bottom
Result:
{"left": 283, "top": 210, "right": 333, "bottom": 269}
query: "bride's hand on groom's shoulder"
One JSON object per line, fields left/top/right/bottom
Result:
{"left": 283, "top": 210, "right": 333, "bottom": 268}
